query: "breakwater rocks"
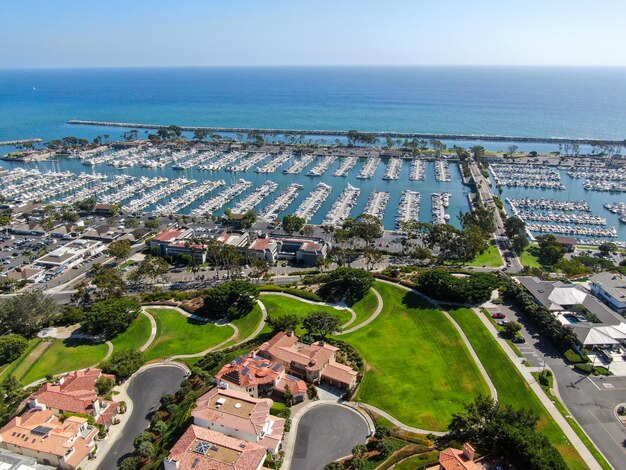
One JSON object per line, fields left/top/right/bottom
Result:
{"left": 67, "top": 120, "right": 626, "bottom": 145}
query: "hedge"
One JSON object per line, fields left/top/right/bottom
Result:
{"left": 564, "top": 349, "right": 589, "bottom": 364}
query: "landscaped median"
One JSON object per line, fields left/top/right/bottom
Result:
{"left": 447, "top": 308, "right": 592, "bottom": 470}
{"left": 340, "top": 281, "right": 491, "bottom": 432}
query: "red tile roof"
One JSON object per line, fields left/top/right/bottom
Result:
{"left": 439, "top": 446, "right": 482, "bottom": 470}
{"left": 167, "top": 425, "right": 267, "bottom": 470}
{"left": 154, "top": 227, "right": 186, "bottom": 242}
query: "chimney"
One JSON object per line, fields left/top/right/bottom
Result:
{"left": 463, "top": 443, "right": 476, "bottom": 461}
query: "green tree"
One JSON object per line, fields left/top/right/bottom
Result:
{"left": 598, "top": 242, "right": 617, "bottom": 256}
{"left": 302, "top": 311, "right": 342, "bottom": 338}
{"left": 82, "top": 298, "right": 141, "bottom": 339}
{"left": 202, "top": 281, "right": 258, "bottom": 319}
{"left": 0, "top": 335, "right": 28, "bottom": 365}
{"left": 92, "top": 266, "right": 127, "bottom": 299}
{"left": 144, "top": 218, "right": 162, "bottom": 231}
{"left": 536, "top": 234, "right": 566, "bottom": 265}
{"left": 352, "top": 444, "right": 368, "bottom": 459}
{"left": 107, "top": 239, "right": 131, "bottom": 260}
{"left": 319, "top": 267, "right": 374, "bottom": 304}
{"left": 0, "top": 291, "right": 59, "bottom": 337}
{"left": 284, "top": 384, "right": 293, "bottom": 407}
{"left": 129, "top": 255, "right": 169, "bottom": 285}
{"left": 267, "top": 314, "right": 300, "bottom": 333}
{"left": 95, "top": 375, "right": 115, "bottom": 396}
{"left": 241, "top": 210, "right": 257, "bottom": 229}
{"left": 345, "top": 214, "right": 384, "bottom": 245}
{"left": 324, "top": 463, "right": 344, "bottom": 470}
{"left": 502, "top": 321, "right": 522, "bottom": 339}
{"left": 101, "top": 349, "right": 145, "bottom": 381}
{"left": 376, "top": 439, "right": 393, "bottom": 458}
{"left": 282, "top": 214, "right": 306, "bottom": 235}
{"left": 504, "top": 216, "right": 530, "bottom": 254}
{"left": 307, "top": 383, "right": 319, "bottom": 400}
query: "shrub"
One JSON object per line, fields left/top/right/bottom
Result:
{"left": 318, "top": 267, "right": 374, "bottom": 304}
{"left": 594, "top": 366, "right": 610, "bottom": 376}
{"left": 564, "top": 349, "right": 589, "bottom": 364}
{"left": 414, "top": 269, "right": 499, "bottom": 304}
{"left": 82, "top": 298, "right": 141, "bottom": 339}
{"left": 101, "top": 349, "right": 144, "bottom": 381}
{"left": 574, "top": 363, "right": 593, "bottom": 374}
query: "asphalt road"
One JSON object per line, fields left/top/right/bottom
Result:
{"left": 96, "top": 365, "right": 187, "bottom": 470}
{"left": 493, "top": 303, "right": 626, "bottom": 468}
{"left": 291, "top": 404, "right": 369, "bottom": 470}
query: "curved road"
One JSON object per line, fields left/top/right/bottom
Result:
{"left": 290, "top": 404, "right": 369, "bottom": 470}
{"left": 97, "top": 365, "right": 187, "bottom": 470}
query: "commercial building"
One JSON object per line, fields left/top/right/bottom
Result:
{"left": 258, "top": 332, "right": 358, "bottom": 389}
{"left": 164, "top": 425, "right": 266, "bottom": 470}
{"left": 590, "top": 272, "right": 626, "bottom": 315}
{"left": 150, "top": 226, "right": 206, "bottom": 264}
{"left": 247, "top": 235, "right": 328, "bottom": 267}
{"left": 191, "top": 387, "right": 285, "bottom": 453}
{"left": 35, "top": 239, "right": 104, "bottom": 269}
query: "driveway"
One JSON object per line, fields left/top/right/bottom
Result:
{"left": 291, "top": 404, "right": 369, "bottom": 470}
{"left": 494, "top": 303, "right": 626, "bottom": 469}
{"left": 96, "top": 364, "right": 187, "bottom": 470}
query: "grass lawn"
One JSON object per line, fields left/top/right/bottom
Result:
{"left": 341, "top": 282, "right": 490, "bottom": 431}
{"left": 260, "top": 294, "right": 353, "bottom": 334}
{"left": 0, "top": 339, "right": 43, "bottom": 381}
{"left": 466, "top": 242, "right": 503, "bottom": 268}
{"left": 520, "top": 244, "right": 542, "bottom": 268}
{"left": 21, "top": 339, "right": 109, "bottom": 386}
{"left": 350, "top": 288, "right": 380, "bottom": 327}
{"left": 110, "top": 313, "right": 152, "bottom": 352}
{"left": 143, "top": 308, "right": 235, "bottom": 361}
{"left": 394, "top": 451, "right": 440, "bottom": 470}
{"left": 448, "top": 308, "right": 588, "bottom": 470}
{"left": 230, "top": 303, "right": 264, "bottom": 343}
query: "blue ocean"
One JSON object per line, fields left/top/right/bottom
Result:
{"left": 1, "top": 66, "right": 626, "bottom": 146}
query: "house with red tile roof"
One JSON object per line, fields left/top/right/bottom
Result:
{"left": 164, "top": 425, "right": 266, "bottom": 470}
{"left": 0, "top": 409, "right": 97, "bottom": 470}
{"left": 150, "top": 226, "right": 206, "bottom": 263}
{"left": 192, "top": 388, "right": 285, "bottom": 453}
{"left": 257, "top": 332, "right": 358, "bottom": 389}
{"left": 28, "top": 368, "right": 118, "bottom": 428}
{"left": 215, "top": 353, "right": 307, "bottom": 403}
{"left": 438, "top": 444, "right": 485, "bottom": 470}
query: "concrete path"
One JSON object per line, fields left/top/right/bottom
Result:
{"left": 354, "top": 402, "right": 446, "bottom": 436}
{"left": 240, "top": 299, "right": 268, "bottom": 343}
{"left": 338, "top": 287, "right": 384, "bottom": 335}
{"left": 473, "top": 307, "right": 603, "bottom": 470}
{"left": 139, "top": 309, "right": 157, "bottom": 352}
{"left": 260, "top": 291, "right": 357, "bottom": 329}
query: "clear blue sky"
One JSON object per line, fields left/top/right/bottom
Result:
{"left": 2, "top": 0, "right": 626, "bottom": 68}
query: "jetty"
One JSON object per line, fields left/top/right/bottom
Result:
{"left": 0, "top": 138, "right": 42, "bottom": 146}
{"left": 67, "top": 120, "right": 626, "bottom": 145}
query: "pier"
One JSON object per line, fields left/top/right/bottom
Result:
{"left": 396, "top": 190, "right": 421, "bottom": 227}
{"left": 333, "top": 156, "right": 358, "bottom": 177}
{"left": 363, "top": 191, "right": 389, "bottom": 220}
{"left": 323, "top": 184, "right": 360, "bottom": 226}
{"left": 293, "top": 183, "right": 332, "bottom": 222}
{"left": 0, "top": 138, "right": 42, "bottom": 146}
{"left": 67, "top": 120, "right": 626, "bottom": 145}
{"left": 259, "top": 183, "right": 303, "bottom": 222}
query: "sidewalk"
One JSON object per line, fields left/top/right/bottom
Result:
{"left": 473, "top": 307, "right": 603, "bottom": 470}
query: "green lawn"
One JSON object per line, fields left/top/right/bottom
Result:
{"left": 341, "top": 282, "right": 490, "bottom": 431}
{"left": 350, "top": 288, "right": 380, "bottom": 327}
{"left": 447, "top": 308, "right": 588, "bottom": 470}
{"left": 143, "top": 308, "right": 235, "bottom": 361}
{"left": 520, "top": 244, "right": 542, "bottom": 268}
{"left": 260, "top": 294, "right": 354, "bottom": 334}
{"left": 229, "top": 303, "right": 265, "bottom": 343}
{"left": 110, "top": 313, "right": 152, "bottom": 352}
{"left": 466, "top": 242, "right": 503, "bottom": 268}
{"left": 0, "top": 339, "right": 43, "bottom": 381}
{"left": 21, "top": 339, "right": 109, "bottom": 386}
{"left": 394, "top": 451, "right": 440, "bottom": 470}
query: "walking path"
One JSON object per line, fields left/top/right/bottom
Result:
{"left": 260, "top": 291, "right": 357, "bottom": 328}
{"left": 338, "top": 288, "right": 384, "bottom": 335}
{"left": 473, "top": 306, "right": 603, "bottom": 470}
{"left": 240, "top": 299, "right": 268, "bottom": 343}
{"left": 354, "top": 402, "right": 446, "bottom": 436}
{"left": 139, "top": 309, "right": 157, "bottom": 352}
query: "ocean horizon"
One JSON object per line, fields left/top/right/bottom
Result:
{"left": 1, "top": 66, "right": 626, "bottom": 149}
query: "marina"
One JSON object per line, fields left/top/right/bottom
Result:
{"left": 382, "top": 157, "right": 402, "bottom": 180}
{"left": 431, "top": 192, "right": 451, "bottom": 224}
{"left": 306, "top": 156, "right": 337, "bottom": 177}
{"left": 356, "top": 157, "right": 381, "bottom": 179}
{"left": 227, "top": 152, "right": 271, "bottom": 172}
{"left": 363, "top": 191, "right": 389, "bottom": 220}
{"left": 231, "top": 180, "right": 278, "bottom": 213}
{"left": 283, "top": 153, "right": 317, "bottom": 174}
{"left": 190, "top": 179, "right": 252, "bottom": 216}
{"left": 293, "top": 183, "right": 333, "bottom": 222}
{"left": 491, "top": 163, "right": 565, "bottom": 189}
{"left": 507, "top": 198, "right": 591, "bottom": 212}
{"left": 255, "top": 152, "right": 292, "bottom": 173}
{"left": 259, "top": 183, "right": 303, "bottom": 222}
{"left": 323, "top": 184, "right": 361, "bottom": 226}
{"left": 155, "top": 180, "right": 225, "bottom": 215}
{"left": 395, "top": 190, "right": 421, "bottom": 227}
{"left": 333, "top": 156, "right": 358, "bottom": 177}
{"left": 434, "top": 159, "right": 451, "bottom": 182}
{"left": 409, "top": 158, "right": 426, "bottom": 181}
{"left": 604, "top": 203, "right": 626, "bottom": 224}
{"left": 199, "top": 151, "right": 245, "bottom": 171}
{"left": 125, "top": 178, "right": 194, "bottom": 213}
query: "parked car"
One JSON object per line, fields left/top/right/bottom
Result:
{"left": 511, "top": 337, "right": 526, "bottom": 344}
{"left": 492, "top": 312, "right": 505, "bottom": 319}
{"left": 497, "top": 320, "right": 509, "bottom": 326}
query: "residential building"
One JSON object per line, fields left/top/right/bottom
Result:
{"left": 439, "top": 443, "right": 485, "bottom": 470}
{"left": 0, "top": 448, "right": 55, "bottom": 469}
{"left": 215, "top": 353, "right": 307, "bottom": 403}
{"left": 28, "top": 369, "right": 118, "bottom": 428}
{"left": 164, "top": 425, "right": 266, "bottom": 470}
{"left": 192, "top": 387, "right": 285, "bottom": 452}
{"left": 0, "top": 409, "right": 97, "bottom": 470}
{"left": 590, "top": 272, "right": 626, "bottom": 315}
{"left": 257, "top": 332, "right": 358, "bottom": 389}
